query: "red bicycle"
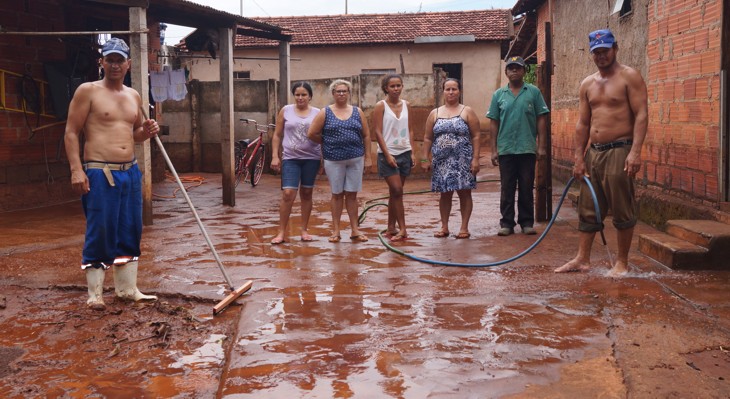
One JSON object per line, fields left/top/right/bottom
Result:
{"left": 235, "top": 118, "right": 275, "bottom": 187}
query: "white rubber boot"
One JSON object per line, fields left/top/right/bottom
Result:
{"left": 113, "top": 261, "right": 157, "bottom": 301}
{"left": 85, "top": 267, "right": 106, "bottom": 311}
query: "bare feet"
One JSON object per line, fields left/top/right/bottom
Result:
{"left": 301, "top": 231, "right": 314, "bottom": 242}
{"left": 554, "top": 258, "right": 590, "bottom": 273}
{"left": 271, "top": 233, "right": 287, "bottom": 245}
{"left": 607, "top": 260, "right": 630, "bottom": 277}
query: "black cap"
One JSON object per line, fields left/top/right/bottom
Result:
{"left": 505, "top": 56, "right": 525, "bottom": 68}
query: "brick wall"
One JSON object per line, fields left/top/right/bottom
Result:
{"left": 539, "top": 0, "right": 723, "bottom": 207}
{"left": 646, "top": 0, "right": 723, "bottom": 203}
{"left": 0, "top": 1, "right": 164, "bottom": 211}
{"left": 0, "top": 0, "right": 73, "bottom": 211}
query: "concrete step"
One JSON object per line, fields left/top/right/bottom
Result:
{"left": 665, "top": 220, "right": 730, "bottom": 249}
{"left": 638, "top": 233, "right": 708, "bottom": 270}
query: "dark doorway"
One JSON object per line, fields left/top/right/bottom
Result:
{"left": 433, "top": 63, "right": 463, "bottom": 102}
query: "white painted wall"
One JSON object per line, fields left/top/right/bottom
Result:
{"left": 183, "top": 41, "right": 504, "bottom": 128}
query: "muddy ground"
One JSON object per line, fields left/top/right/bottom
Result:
{"left": 1, "top": 157, "right": 729, "bottom": 398}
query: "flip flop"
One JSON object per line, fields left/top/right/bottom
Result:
{"left": 383, "top": 230, "right": 399, "bottom": 239}
{"left": 433, "top": 230, "right": 450, "bottom": 238}
{"left": 328, "top": 235, "right": 341, "bottom": 243}
{"left": 390, "top": 233, "right": 408, "bottom": 242}
{"left": 455, "top": 232, "right": 471, "bottom": 239}
{"left": 270, "top": 237, "right": 287, "bottom": 245}
{"left": 350, "top": 234, "right": 369, "bottom": 242}
{"left": 301, "top": 233, "right": 314, "bottom": 242}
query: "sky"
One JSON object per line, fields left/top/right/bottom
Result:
{"left": 163, "top": 0, "right": 517, "bottom": 44}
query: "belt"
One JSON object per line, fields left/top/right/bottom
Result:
{"left": 83, "top": 160, "right": 137, "bottom": 171}
{"left": 590, "top": 139, "right": 633, "bottom": 152}
{"left": 83, "top": 160, "right": 137, "bottom": 187}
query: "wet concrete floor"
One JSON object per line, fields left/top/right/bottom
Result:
{"left": 1, "top": 158, "right": 730, "bottom": 398}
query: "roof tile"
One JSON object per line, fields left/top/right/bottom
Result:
{"left": 236, "top": 9, "right": 512, "bottom": 48}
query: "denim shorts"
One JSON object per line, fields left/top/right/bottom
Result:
{"left": 377, "top": 150, "right": 413, "bottom": 178}
{"left": 281, "top": 159, "right": 321, "bottom": 190}
{"left": 324, "top": 156, "right": 364, "bottom": 194}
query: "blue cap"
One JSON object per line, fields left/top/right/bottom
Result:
{"left": 589, "top": 29, "right": 616, "bottom": 52}
{"left": 102, "top": 38, "right": 130, "bottom": 58}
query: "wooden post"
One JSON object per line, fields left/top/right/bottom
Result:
{"left": 220, "top": 27, "right": 235, "bottom": 206}
{"left": 129, "top": 7, "right": 153, "bottom": 225}
{"left": 535, "top": 22, "right": 554, "bottom": 222}
{"left": 278, "top": 41, "right": 290, "bottom": 110}
{"left": 189, "top": 80, "right": 202, "bottom": 172}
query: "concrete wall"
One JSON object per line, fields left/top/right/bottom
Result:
{"left": 184, "top": 41, "right": 503, "bottom": 131}
{"left": 160, "top": 73, "right": 438, "bottom": 173}
{"left": 160, "top": 79, "right": 275, "bottom": 173}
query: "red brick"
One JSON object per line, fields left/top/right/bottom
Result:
{"left": 705, "top": 175, "right": 718, "bottom": 200}
{"left": 697, "top": 149, "right": 716, "bottom": 173}
{"left": 657, "top": 164, "right": 670, "bottom": 187}
{"left": 708, "top": 28, "right": 721, "bottom": 50}
{"left": 688, "top": 7, "right": 703, "bottom": 27}
{"left": 693, "top": 29, "right": 709, "bottom": 51}
{"left": 692, "top": 125, "right": 707, "bottom": 147}
{"left": 691, "top": 171, "right": 706, "bottom": 196}
{"left": 679, "top": 169, "right": 692, "bottom": 191}
{"left": 694, "top": 77, "right": 709, "bottom": 98}
{"left": 700, "top": 50, "right": 719, "bottom": 74}
{"left": 702, "top": 1, "right": 722, "bottom": 24}
{"left": 682, "top": 79, "right": 696, "bottom": 99}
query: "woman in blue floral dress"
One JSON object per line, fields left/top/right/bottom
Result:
{"left": 421, "top": 78, "right": 481, "bottom": 239}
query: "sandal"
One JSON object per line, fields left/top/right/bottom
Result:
{"left": 390, "top": 233, "right": 408, "bottom": 242}
{"left": 350, "top": 234, "right": 369, "bottom": 243}
{"left": 270, "top": 237, "right": 287, "bottom": 245}
{"left": 383, "top": 230, "right": 399, "bottom": 239}
{"left": 433, "top": 230, "right": 450, "bottom": 238}
{"left": 328, "top": 235, "right": 341, "bottom": 243}
{"left": 455, "top": 232, "right": 471, "bottom": 239}
{"left": 301, "top": 233, "right": 314, "bottom": 242}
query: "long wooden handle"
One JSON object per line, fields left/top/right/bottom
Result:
{"left": 139, "top": 106, "right": 236, "bottom": 290}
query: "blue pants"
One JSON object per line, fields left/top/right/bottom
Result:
{"left": 81, "top": 164, "right": 143, "bottom": 265}
{"left": 498, "top": 154, "right": 536, "bottom": 229}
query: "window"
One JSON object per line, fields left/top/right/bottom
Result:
{"left": 361, "top": 68, "right": 396, "bottom": 75}
{"left": 234, "top": 71, "right": 251, "bottom": 80}
{"left": 612, "top": 0, "right": 632, "bottom": 17}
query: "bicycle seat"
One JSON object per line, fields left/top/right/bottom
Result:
{"left": 237, "top": 139, "right": 250, "bottom": 147}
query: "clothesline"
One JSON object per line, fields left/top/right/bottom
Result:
{"left": 150, "top": 69, "right": 187, "bottom": 102}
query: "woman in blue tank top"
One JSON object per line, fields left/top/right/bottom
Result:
{"left": 308, "top": 79, "right": 372, "bottom": 243}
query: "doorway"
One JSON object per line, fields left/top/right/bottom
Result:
{"left": 433, "top": 63, "right": 463, "bottom": 103}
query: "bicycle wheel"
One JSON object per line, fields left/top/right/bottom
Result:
{"left": 250, "top": 146, "right": 265, "bottom": 187}
{"left": 240, "top": 145, "right": 257, "bottom": 185}
{"left": 235, "top": 157, "right": 245, "bottom": 187}
{"left": 234, "top": 144, "right": 244, "bottom": 187}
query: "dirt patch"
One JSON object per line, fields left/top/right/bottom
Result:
{"left": 684, "top": 346, "right": 730, "bottom": 381}
{"left": 0, "top": 285, "right": 240, "bottom": 398}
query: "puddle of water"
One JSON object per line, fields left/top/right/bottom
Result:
{"left": 170, "top": 334, "right": 227, "bottom": 368}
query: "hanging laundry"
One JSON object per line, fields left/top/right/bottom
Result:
{"left": 150, "top": 70, "right": 170, "bottom": 102}
{"left": 168, "top": 69, "right": 188, "bottom": 101}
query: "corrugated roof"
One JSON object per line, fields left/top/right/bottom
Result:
{"left": 235, "top": 9, "right": 512, "bottom": 48}
{"left": 149, "top": 0, "right": 287, "bottom": 34}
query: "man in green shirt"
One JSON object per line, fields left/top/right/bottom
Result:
{"left": 487, "top": 56, "right": 549, "bottom": 236}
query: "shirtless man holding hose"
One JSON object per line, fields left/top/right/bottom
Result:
{"left": 554, "top": 29, "right": 648, "bottom": 276}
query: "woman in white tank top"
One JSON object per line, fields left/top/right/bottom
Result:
{"left": 372, "top": 74, "right": 416, "bottom": 242}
